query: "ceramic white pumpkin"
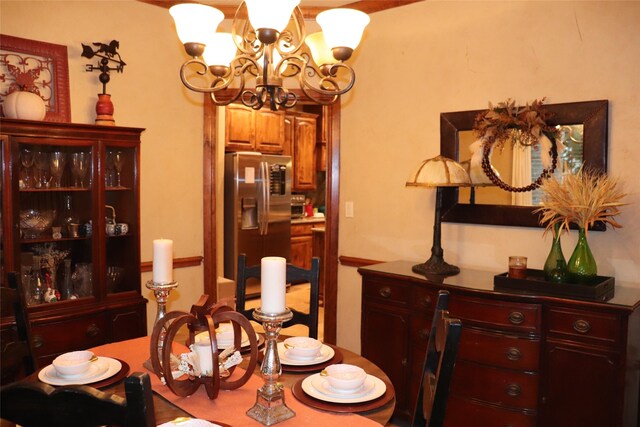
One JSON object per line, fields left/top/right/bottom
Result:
{"left": 3, "top": 90, "right": 46, "bottom": 121}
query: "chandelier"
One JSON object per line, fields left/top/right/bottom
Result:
{"left": 169, "top": 1, "right": 370, "bottom": 111}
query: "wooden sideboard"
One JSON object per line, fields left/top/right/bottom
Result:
{"left": 359, "top": 261, "right": 640, "bottom": 426}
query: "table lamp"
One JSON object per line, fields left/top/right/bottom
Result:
{"left": 406, "top": 155, "right": 471, "bottom": 276}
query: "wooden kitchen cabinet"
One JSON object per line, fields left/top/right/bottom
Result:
{"left": 284, "top": 112, "right": 317, "bottom": 192}
{"left": 0, "top": 119, "right": 147, "bottom": 367}
{"left": 225, "top": 104, "right": 284, "bottom": 153}
{"left": 290, "top": 222, "right": 314, "bottom": 269}
{"left": 359, "top": 261, "right": 640, "bottom": 426}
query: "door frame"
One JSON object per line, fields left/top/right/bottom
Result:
{"left": 202, "top": 93, "right": 340, "bottom": 344}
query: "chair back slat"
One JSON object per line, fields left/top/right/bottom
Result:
{"left": 0, "top": 372, "right": 155, "bottom": 426}
{"left": 411, "top": 290, "right": 462, "bottom": 427}
{"left": 1, "top": 271, "right": 37, "bottom": 385}
{"left": 235, "top": 254, "right": 321, "bottom": 339}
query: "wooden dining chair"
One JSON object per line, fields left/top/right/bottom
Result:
{"left": 1, "top": 271, "right": 37, "bottom": 386}
{"left": 411, "top": 290, "right": 462, "bottom": 427}
{"left": 0, "top": 371, "right": 156, "bottom": 427}
{"left": 235, "top": 253, "right": 321, "bottom": 339}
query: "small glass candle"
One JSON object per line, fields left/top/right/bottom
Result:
{"left": 509, "top": 256, "right": 528, "bottom": 278}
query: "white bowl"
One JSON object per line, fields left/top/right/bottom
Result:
{"left": 283, "top": 337, "right": 322, "bottom": 359}
{"left": 324, "top": 364, "right": 367, "bottom": 391}
{"left": 52, "top": 350, "right": 94, "bottom": 376}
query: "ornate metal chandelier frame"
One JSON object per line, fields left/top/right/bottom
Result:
{"left": 179, "top": 3, "right": 356, "bottom": 111}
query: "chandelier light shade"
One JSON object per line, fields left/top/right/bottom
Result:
{"left": 316, "top": 8, "right": 370, "bottom": 56}
{"left": 305, "top": 32, "right": 337, "bottom": 67}
{"left": 202, "top": 33, "right": 238, "bottom": 68}
{"left": 406, "top": 156, "right": 471, "bottom": 277}
{"left": 245, "top": 0, "right": 301, "bottom": 34}
{"left": 169, "top": 1, "right": 370, "bottom": 111}
{"left": 169, "top": 4, "right": 224, "bottom": 47}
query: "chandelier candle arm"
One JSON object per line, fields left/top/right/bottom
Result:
{"left": 169, "top": 1, "right": 369, "bottom": 111}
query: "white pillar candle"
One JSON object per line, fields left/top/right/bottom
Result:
{"left": 194, "top": 341, "right": 213, "bottom": 376}
{"left": 260, "top": 256, "right": 286, "bottom": 314}
{"left": 152, "top": 239, "right": 173, "bottom": 283}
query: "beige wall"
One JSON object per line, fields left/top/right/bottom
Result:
{"left": 1, "top": 1, "right": 205, "bottom": 332}
{"left": 338, "top": 1, "right": 640, "bottom": 351}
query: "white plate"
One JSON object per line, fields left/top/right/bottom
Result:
{"left": 39, "top": 357, "right": 122, "bottom": 386}
{"left": 157, "top": 419, "right": 222, "bottom": 427}
{"left": 277, "top": 342, "right": 335, "bottom": 366}
{"left": 195, "top": 330, "right": 259, "bottom": 350}
{"left": 301, "top": 373, "right": 386, "bottom": 403}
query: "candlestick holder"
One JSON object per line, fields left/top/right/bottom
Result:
{"left": 146, "top": 280, "right": 179, "bottom": 367}
{"left": 247, "top": 307, "right": 295, "bottom": 426}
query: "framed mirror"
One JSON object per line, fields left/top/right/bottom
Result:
{"left": 440, "top": 100, "right": 608, "bottom": 229}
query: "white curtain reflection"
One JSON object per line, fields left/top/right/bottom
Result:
{"left": 511, "top": 144, "right": 532, "bottom": 206}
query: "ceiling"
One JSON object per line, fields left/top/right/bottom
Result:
{"left": 139, "top": 0, "right": 422, "bottom": 18}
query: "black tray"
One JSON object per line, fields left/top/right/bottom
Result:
{"left": 494, "top": 269, "right": 615, "bottom": 302}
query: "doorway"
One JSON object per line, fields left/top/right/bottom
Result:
{"left": 201, "top": 94, "right": 340, "bottom": 344}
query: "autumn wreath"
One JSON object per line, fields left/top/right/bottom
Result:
{"left": 473, "top": 98, "right": 559, "bottom": 192}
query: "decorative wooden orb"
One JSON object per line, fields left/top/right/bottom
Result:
{"left": 150, "top": 297, "right": 259, "bottom": 399}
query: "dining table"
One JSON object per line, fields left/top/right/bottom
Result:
{"left": 82, "top": 335, "right": 396, "bottom": 426}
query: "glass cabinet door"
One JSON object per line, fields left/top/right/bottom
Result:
{"left": 104, "top": 144, "right": 138, "bottom": 295}
{"left": 17, "top": 139, "right": 94, "bottom": 305}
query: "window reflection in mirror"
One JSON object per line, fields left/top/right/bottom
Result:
{"left": 457, "top": 124, "right": 584, "bottom": 207}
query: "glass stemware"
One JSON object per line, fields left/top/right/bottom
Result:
{"left": 34, "top": 150, "right": 49, "bottom": 188}
{"left": 50, "top": 151, "right": 66, "bottom": 188}
{"left": 105, "top": 151, "right": 115, "bottom": 187}
{"left": 113, "top": 151, "right": 125, "bottom": 187}
{"left": 70, "top": 152, "right": 89, "bottom": 188}
{"left": 20, "top": 147, "right": 35, "bottom": 188}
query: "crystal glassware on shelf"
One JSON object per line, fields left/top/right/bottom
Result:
{"left": 106, "top": 266, "right": 124, "bottom": 293}
{"left": 49, "top": 151, "right": 66, "bottom": 188}
{"left": 20, "top": 147, "right": 35, "bottom": 188}
{"left": 70, "top": 152, "right": 90, "bottom": 188}
{"left": 113, "top": 151, "right": 125, "bottom": 187}
{"left": 105, "top": 151, "right": 115, "bottom": 187}
{"left": 34, "top": 150, "right": 49, "bottom": 188}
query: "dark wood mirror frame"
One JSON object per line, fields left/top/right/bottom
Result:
{"left": 440, "top": 100, "right": 609, "bottom": 229}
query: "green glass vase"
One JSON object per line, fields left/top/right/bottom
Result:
{"left": 567, "top": 228, "right": 597, "bottom": 284}
{"left": 543, "top": 224, "right": 567, "bottom": 283}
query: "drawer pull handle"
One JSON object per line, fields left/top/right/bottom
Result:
{"left": 573, "top": 319, "right": 591, "bottom": 334}
{"left": 506, "top": 347, "right": 522, "bottom": 361}
{"left": 418, "top": 329, "right": 429, "bottom": 340}
{"left": 419, "top": 296, "right": 432, "bottom": 308}
{"left": 401, "top": 358, "right": 407, "bottom": 367}
{"left": 508, "top": 311, "right": 525, "bottom": 325}
{"left": 86, "top": 324, "right": 101, "bottom": 338}
{"left": 505, "top": 383, "right": 522, "bottom": 397}
{"left": 33, "top": 334, "right": 44, "bottom": 349}
{"left": 378, "top": 287, "right": 392, "bottom": 298}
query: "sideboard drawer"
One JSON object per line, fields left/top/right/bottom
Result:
{"left": 445, "top": 395, "right": 537, "bottom": 427}
{"left": 362, "top": 278, "right": 410, "bottom": 306}
{"left": 458, "top": 327, "right": 541, "bottom": 371}
{"left": 449, "top": 296, "right": 541, "bottom": 334}
{"left": 547, "top": 307, "right": 621, "bottom": 346}
{"left": 410, "top": 287, "right": 439, "bottom": 311}
{"left": 451, "top": 360, "right": 540, "bottom": 410}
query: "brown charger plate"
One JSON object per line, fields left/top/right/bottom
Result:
{"left": 36, "top": 358, "right": 130, "bottom": 390}
{"left": 291, "top": 376, "right": 395, "bottom": 413}
{"left": 258, "top": 344, "right": 343, "bottom": 373}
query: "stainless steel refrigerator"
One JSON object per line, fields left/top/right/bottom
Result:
{"left": 224, "top": 152, "right": 292, "bottom": 288}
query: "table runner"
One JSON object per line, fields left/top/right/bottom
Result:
{"left": 90, "top": 336, "right": 381, "bottom": 426}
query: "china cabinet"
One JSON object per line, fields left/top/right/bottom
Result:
{"left": 0, "top": 118, "right": 147, "bottom": 367}
{"left": 359, "top": 261, "right": 640, "bottom": 426}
